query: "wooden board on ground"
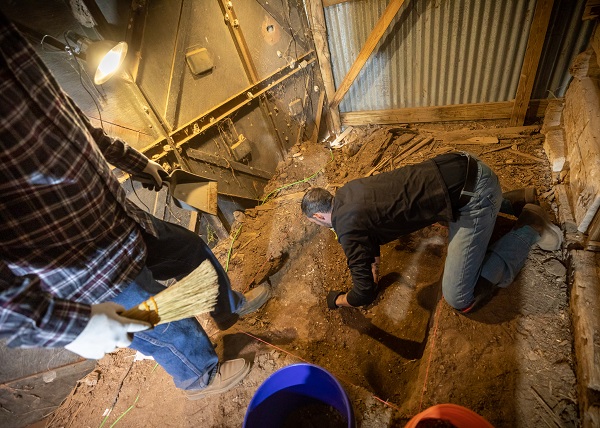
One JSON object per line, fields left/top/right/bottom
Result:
{"left": 420, "top": 125, "right": 541, "bottom": 146}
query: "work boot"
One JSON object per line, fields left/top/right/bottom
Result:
{"left": 213, "top": 283, "right": 271, "bottom": 330}
{"left": 514, "top": 204, "right": 563, "bottom": 251}
{"left": 185, "top": 358, "right": 251, "bottom": 400}
{"left": 501, "top": 187, "right": 538, "bottom": 217}
{"left": 236, "top": 283, "right": 271, "bottom": 317}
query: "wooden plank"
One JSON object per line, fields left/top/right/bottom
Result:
{"left": 393, "top": 137, "right": 434, "bottom": 164}
{"left": 329, "top": 126, "right": 354, "bottom": 148}
{"left": 506, "top": 149, "right": 546, "bottom": 163}
{"left": 0, "top": 359, "right": 96, "bottom": 428}
{"left": 424, "top": 125, "right": 540, "bottom": 145}
{"left": 330, "top": 0, "right": 406, "bottom": 109}
{"left": 311, "top": 90, "right": 326, "bottom": 143}
{"left": 341, "top": 100, "right": 553, "bottom": 125}
{"left": 570, "top": 250, "right": 600, "bottom": 419}
{"left": 509, "top": 0, "right": 554, "bottom": 126}
{"left": 323, "top": 0, "right": 355, "bottom": 6}
{"left": 365, "top": 133, "right": 416, "bottom": 176}
{"left": 583, "top": 0, "right": 600, "bottom": 20}
{"left": 306, "top": 0, "right": 342, "bottom": 133}
{"left": 451, "top": 136, "right": 499, "bottom": 145}
{"left": 586, "top": 196, "right": 600, "bottom": 247}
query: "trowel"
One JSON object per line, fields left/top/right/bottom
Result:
{"left": 132, "top": 169, "right": 218, "bottom": 215}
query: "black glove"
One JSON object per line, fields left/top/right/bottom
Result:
{"left": 327, "top": 291, "right": 345, "bottom": 309}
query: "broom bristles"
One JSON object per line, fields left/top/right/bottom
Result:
{"left": 121, "top": 259, "right": 220, "bottom": 325}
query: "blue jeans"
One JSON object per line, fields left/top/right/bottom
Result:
{"left": 111, "top": 217, "right": 245, "bottom": 390}
{"left": 442, "top": 157, "right": 539, "bottom": 309}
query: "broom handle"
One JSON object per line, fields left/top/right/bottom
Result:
{"left": 121, "top": 300, "right": 160, "bottom": 326}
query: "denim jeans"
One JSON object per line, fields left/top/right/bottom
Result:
{"left": 442, "top": 157, "right": 539, "bottom": 309}
{"left": 111, "top": 217, "right": 245, "bottom": 390}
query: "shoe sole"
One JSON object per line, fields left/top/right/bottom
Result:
{"left": 523, "top": 204, "right": 563, "bottom": 251}
{"left": 237, "top": 286, "right": 271, "bottom": 317}
{"left": 537, "top": 222, "right": 563, "bottom": 251}
{"left": 185, "top": 363, "right": 251, "bottom": 400}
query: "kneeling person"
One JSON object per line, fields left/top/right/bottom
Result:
{"left": 301, "top": 152, "right": 562, "bottom": 313}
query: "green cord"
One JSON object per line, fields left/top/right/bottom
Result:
{"left": 109, "top": 395, "right": 139, "bottom": 428}
{"left": 98, "top": 363, "right": 160, "bottom": 428}
{"left": 261, "top": 149, "right": 334, "bottom": 205}
{"left": 224, "top": 149, "right": 335, "bottom": 271}
{"left": 225, "top": 224, "right": 243, "bottom": 272}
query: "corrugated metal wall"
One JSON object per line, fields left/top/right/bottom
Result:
{"left": 324, "top": 0, "right": 592, "bottom": 113}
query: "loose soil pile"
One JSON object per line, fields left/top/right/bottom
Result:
{"left": 45, "top": 122, "right": 578, "bottom": 428}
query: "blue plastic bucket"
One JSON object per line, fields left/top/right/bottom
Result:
{"left": 243, "top": 363, "right": 355, "bottom": 428}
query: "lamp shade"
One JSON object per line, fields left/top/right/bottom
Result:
{"left": 85, "top": 40, "right": 128, "bottom": 84}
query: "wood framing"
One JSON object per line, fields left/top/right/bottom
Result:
{"left": 509, "top": 0, "right": 554, "bottom": 126}
{"left": 311, "top": 90, "right": 326, "bottom": 143}
{"left": 323, "top": 0, "right": 355, "bottom": 7}
{"left": 329, "top": 0, "right": 406, "bottom": 109}
{"left": 340, "top": 99, "right": 553, "bottom": 126}
{"left": 305, "top": 0, "right": 342, "bottom": 133}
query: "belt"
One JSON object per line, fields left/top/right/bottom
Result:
{"left": 458, "top": 155, "right": 478, "bottom": 207}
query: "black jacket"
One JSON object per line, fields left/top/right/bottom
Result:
{"left": 332, "top": 154, "right": 466, "bottom": 306}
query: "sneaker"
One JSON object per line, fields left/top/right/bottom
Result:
{"left": 212, "top": 283, "right": 271, "bottom": 330}
{"left": 185, "top": 358, "right": 251, "bottom": 400}
{"left": 236, "top": 283, "right": 271, "bottom": 317}
{"left": 515, "top": 204, "right": 563, "bottom": 251}
{"left": 501, "top": 187, "right": 538, "bottom": 217}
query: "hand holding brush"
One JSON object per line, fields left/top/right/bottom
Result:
{"left": 121, "top": 259, "right": 220, "bottom": 325}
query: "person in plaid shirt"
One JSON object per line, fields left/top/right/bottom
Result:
{"left": 0, "top": 12, "right": 269, "bottom": 399}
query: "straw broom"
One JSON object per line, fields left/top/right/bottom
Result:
{"left": 121, "top": 259, "right": 220, "bottom": 326}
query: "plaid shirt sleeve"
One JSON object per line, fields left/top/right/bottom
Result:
{"left": 0, "top": 262, "right": 91, "bottom": 347}
{"left": 0, "top": 13, "right": 154, "bottom": 348}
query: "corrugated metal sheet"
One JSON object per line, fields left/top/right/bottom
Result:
{"left": 323, "top": 0, "right": 589, "bottom": 113}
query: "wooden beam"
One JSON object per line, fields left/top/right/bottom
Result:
{"left": 305, "top": 0, "right": 342, "bottom": 133}
{"left": 509, "top": 0, "right": 554, "bottom": 126}
{"left": 311, "top": 90, "right": 326, "bottom": 143}
{"left": 330, "top": 0, "right": 406, "bottom": 109}
{"left": 340, "top": 99, "right": 554, "bottom": 126}
{"left": 583, "top": 0, "right": 600, "bottom": 20}
{"left": 323, "top": 0, "right": 355, "bottom": 6}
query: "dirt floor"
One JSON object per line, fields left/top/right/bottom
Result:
{"left": 43, "top": 122, "right": 578, "bottom": 428}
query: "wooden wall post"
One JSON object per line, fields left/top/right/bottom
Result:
{"left": 509, "top": 0, "right": 554, "bottom": 126}
{"left": 305, "top": 0, "right": 342, "bottom": 134}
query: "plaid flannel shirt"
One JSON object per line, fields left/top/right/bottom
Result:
{"left": 0, "top": 14, "right": 158, "bottom": 348}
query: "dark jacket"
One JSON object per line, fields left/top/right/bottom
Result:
{"left": 332, "top": 154, "right": 465, "bottom": 306}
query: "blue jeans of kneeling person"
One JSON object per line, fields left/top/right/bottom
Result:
{"left": 442, "top": 157, "right": 540, "bottom": 310}
{"left": 111, "top": 216, "right": 245, "bottom": 390}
